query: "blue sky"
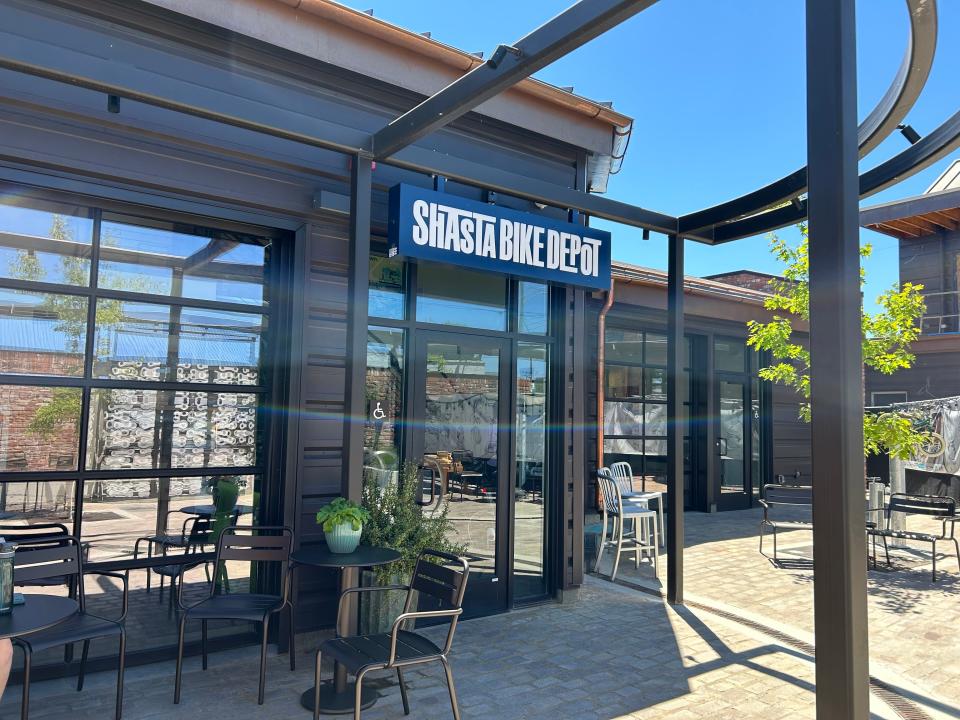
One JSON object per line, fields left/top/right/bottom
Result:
{"left": 345, "top": 0, "right": 960, "bottom": 312}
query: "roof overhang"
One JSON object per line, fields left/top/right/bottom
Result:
{"left": 860, "top": 187, "right": 960, "bottom": 239}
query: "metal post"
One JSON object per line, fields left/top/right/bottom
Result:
{"left": 666, "top": 233, "right": 684, "bottom": 604}
{"left": 342, "top": 155, "right": 373, "bottom": 503}
{"left": 806, "top": 1, "right": 869, "bottom": 718}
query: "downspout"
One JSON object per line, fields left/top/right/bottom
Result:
{"left": 597, "top": 280, "right": 615, "bottom": 471}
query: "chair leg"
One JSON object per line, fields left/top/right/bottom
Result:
{"left": 257, "top": 619, "right": 269, "bottom": 705}
{"left": 288, "top": 605, "right": 296, "bottom": 671}
{"left": 758, "top": 523, "right": 765, "bottom": 555}
{"left": 594, "top": 510, "right": 607, "bottom": 572}
{"left": 953, "top": 538, "right": 960, "bottom": 573}
{"left": 77, "top": 639, "right": 90, "bottom": 691}
{"left": 20, "top": 645, "right": 31, "bottom": 720}
{"left": 440, "top": 657, "right": 461, "bottom": 720}
{"left": 313, "top": 650, "right": 323, "bottom": 720}
{"left": 174, "top": 615, "right": 187, "bottom": 704}
{"left": 881, "top": 533, "right": 891, "bottom": 567}
{"left": 932, "top": 539, "right": 938, "bottom": 582}
{"left": 653, "top": 519, "right": 660, "bottom": 578}
{"left": 354, "top": 669, "right": 368, "bottom": 720}
{"left": 397, "top": 667, "right": 410, "bottom": 715}
{"left": 611, "top": 518, "right": 623, "bottom": 582}
{"left": 772, "top": 528, "right": 778, "bottom": 562}
{"left": 202, "top": 620, "right": 208, "bottom": 670}
{"left": 116, "top": 628, "right": 126, "bottom": 720}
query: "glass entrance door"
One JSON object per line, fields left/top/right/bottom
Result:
{"left": 412, "top": 333, "right": 509, "bottom": 615}
{"left": 716, "top": 378, "right": 751, "bottom": 509}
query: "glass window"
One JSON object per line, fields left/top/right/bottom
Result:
{"left": 605, "top": 365, "right": 642, "bottom": 399}
{"left": 644, "top": 367, "right": 667, "bottom": 400}
{"left": 0, "top": 288, "right": 88, "bottom": 376}
{"left": 604, "top": 401, "right": 642, "bottom": 436}
{"left": 715, "top": 337, "right": 746, "bottom": 372}
{"left": 644, "top": 403, "right": 667, "bottom": 437}
{"left": 604, "top": 328, "right": 643, "bottom": 363}
{"left": 364, "top": 326, "right": 404, "bottom": 477}
{"left": 368, "top": 256, "right": 405, "bottom": 320}
{"left": 518, "top": 282, "right": 548, "bottom": 334}
{"left": 645, "top": 332, "right": 667, "bottom": 366}
{"left": 515, "top": 342, "right": 548, "bottom": 599}
{"left": 0, "top": 199, "right": 93, "bottom": 286}
{"left": 98, "top": 217, "right": 268, "bottom": 306}
{"left": 415, "top": 264, "right": 507, "bottom": 330}
{"left": 93, "top": 301, "right": 263, "bottom": 385}
{"left": 87, "top": 389, "right": 258, "bottom": 471}
{"left": 0, "top": 480, "right": 76, "bottom": 524}
{"left": 0, "top": 385, "right": 81, "bottom": 472}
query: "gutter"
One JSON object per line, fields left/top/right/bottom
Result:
{"left": 596, "top": 280, "right": 615, "bottom": 470}
{"left": 273, "top": 0, "right": 633, "bottom": 130}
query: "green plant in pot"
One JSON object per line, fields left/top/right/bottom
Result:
{"left": 359, "top": 461, "right": 465, "bottom": 633}
{"left": 316, "top": 498, "right": 369, "bottom": 554}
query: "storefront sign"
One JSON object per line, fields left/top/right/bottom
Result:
{"left": 388, "top": 183, "right": 611, "bottom": 289}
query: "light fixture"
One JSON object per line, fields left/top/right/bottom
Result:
{"left": 642, "top": 228, "right": 650, "bottom": 241}
{"left": 897, "top": 124, "right": 921, "bottom": 145}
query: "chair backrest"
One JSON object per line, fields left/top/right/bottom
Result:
{"left": 596, "top": 468, "right": 622, "bottom": 515}
{"left": 761, "top": 483, "right": 812, "bottom": 507}
{"left": 888, "top": 493, "right": 956, "bottom": 519}
{"left": 211, "top": 526, "right": 292, "bottom": 597}
{"left": 14, "top": 537, "right": 86, "bottom": 608}
{"left": 609, "top": 462, "right": 634, "bottom": 493}
{"left": 408, "top": 549, "right": 470, "bottom": 609}
{"left": 0, "top": 522, "right": 71, "bottom": 546}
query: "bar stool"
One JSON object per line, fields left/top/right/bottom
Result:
{"left": 595, "top": 469, "right": 658, "bottom": 581}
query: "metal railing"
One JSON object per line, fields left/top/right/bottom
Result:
{"left": 919, "top": 291, "right": 960, "bottom": 335}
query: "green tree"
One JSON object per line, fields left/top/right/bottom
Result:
{"left": 746, "top": 226, "right": 928, "bottom": 459}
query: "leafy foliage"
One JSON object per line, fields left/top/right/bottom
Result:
{"left": 746, "top": 226, "right": 928, "bottom": 459}
{"left": 316, "top": 497, "right": 370, "bottom": 532}
{"left": 361, "top": 462, "right": 465, "bottom": 583}
{"left": 26, "top": 387, "right": 81, "bottom": 438}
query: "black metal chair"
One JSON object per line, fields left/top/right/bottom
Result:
{"left": 870, "top": 493, "right": 960, "bottom": 581}
{"left": 174, "top": 526, "right": 295, "bottom": 706}
{"left": 13, "top": 537, "right": 128, "bottom": 720}
{"left": 313, "top": 548, "right": 470, "bottom": 720}
{"left": 134, "top": 513, "right": 217, "bottom": 594}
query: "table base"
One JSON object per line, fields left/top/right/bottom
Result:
{"left": 300, "top": 682, "right": 378, "bottom": 714}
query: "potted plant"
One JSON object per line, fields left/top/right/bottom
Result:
{"left": 359, "top": 461, "right": 465, "bottom": 633}
{"left": 316, "top": 498, "right": 370, "bottom": 554}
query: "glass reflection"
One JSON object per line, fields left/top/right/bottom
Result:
{"left": 518, "top": 282, "right": 548, "bottom": 334}
{"left": 93, "top": 301, "right": 262, "bottom": 385}
{"left": 0, "top": 288, "right": 87, "bottom": 376}
{"left": 368, "top": 256, "right": 405, "bottom": 320}
{"left": 364, "top": 326, "right": 404, "bottom": 481}
{"left": 0, "top": 480, "right": 76, "bottom": 524}
{"left": 416, "top": 265, "right": 507, "bottom": 330}
{"left": 99, "top": 217, "right": 268, "bottom": 306}
{"left": 514, "top": 342, "right": 548, "bottom": 599}
{"left": 0, "top": 385, "right": 81, "bottom": 471}
{"left": 0, "top": 199, "right": 93, "bottom": 286}
{"left": 87, "top": 389, "right": 258, "bottom": 470}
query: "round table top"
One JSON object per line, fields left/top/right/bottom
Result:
{"left": 178, "top": 504, "right": 254, "bottom": 517}
{"left": 290, "top": 545, "right": 401, "bottom": 569}
{"left": 0, "top": 594, "right": 79, "bottom": 640}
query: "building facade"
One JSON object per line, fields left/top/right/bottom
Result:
{"left": 0, "top": 0, "right": 810, "bottom": 676}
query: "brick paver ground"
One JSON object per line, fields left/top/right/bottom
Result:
{"left": 0, "top": 577, "right": 898, "bottom": 720}
{"left": 592, "top": 506, "right": 960, "bottom": 719}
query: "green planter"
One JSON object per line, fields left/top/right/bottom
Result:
{"left": 325, "top": 521, "right": 362, "bottom": 554}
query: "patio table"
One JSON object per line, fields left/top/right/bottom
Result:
{"left": 0, "top": 594, "right": 78, "bottom": 640}
{"left": 177, "top": 504, "right": 254, "bottom": 517}
{"left": 291, "top": 545, "right": 400, "bottom": 715}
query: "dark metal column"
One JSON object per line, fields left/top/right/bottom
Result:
{"left": 806, "top": 1, "right": 869, "bottom": 717}
{"left": 666, "top": 233, "right": 684, "bottom": 604}
{"left": 342, "top": 155, "right": 373, "bottom": 503}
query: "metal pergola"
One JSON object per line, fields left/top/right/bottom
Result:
{"left": 3, "top": 0, "right": 959, "bottom": 716}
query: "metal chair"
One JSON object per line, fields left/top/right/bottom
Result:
{"left": 609, "top": 461, "right": 664, "bottom": 548}
{"left": 13, "top": 537, "right": 128, "bottom": 720}
{"left": 134, "top": 513, "right": 217, "bottom": 594}
{"left": 173, "top": 526, "right": 294, "bottom": 705}
{"left": 595, "top": 469, "right": 658, "bottom": 581}
{"left": 313, "top": 549, "right": 470, "bottom": 720}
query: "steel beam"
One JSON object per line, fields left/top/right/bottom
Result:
{"left": 371, "top": 0, "right": 659, "bottom": 159}
{"left": 342, "top": 155, "right": 373, "bottom": 504}
{"left": 666, "top": 233, "right": 684, "bottom": 604}
{"left": 805, "top": 1, "right": 869, "bottom": 717}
